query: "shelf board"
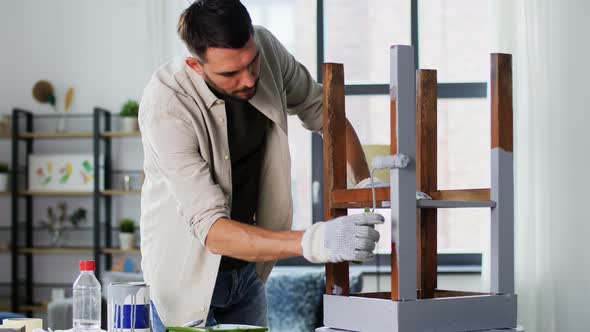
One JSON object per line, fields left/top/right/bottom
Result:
{"left": 19, "top": 131, "right": 93, "bottom": 139}
{"left": 0, "top": 248, "right": 11, "bottom": 253}
{"left": 19, "top": 190, "right": 93, "bottom": 196}
{"left": 9, "top": 282, "right": 72, "bottom": 288}
{"left": 101, "top": 131, "right": 141, "bottom": 138}
{"left": 19, "top": 302, "right": 48, "bottom": 312}
{"left": 102, "top": 248, "right": 141, "bottom": 254}
{"left": 18, "top": 247, "right": 94, "bottom": 254}
{"left": 0, "top": 225, "right": 139, "bottom": 232}
{"left": 0, "top": 191, "right": 12, "bottom": 196}
{"left": 0, "top": 134, "right": 10, "bottom": 139}
{"left": 101, "top": 189, "right": 141, "bottom": 196}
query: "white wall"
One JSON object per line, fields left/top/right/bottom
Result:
{"left": 0, "top": 0, "right": 187, "bottom": 307}
{"left": 0, "top": 0, "right": 157, "bottom": 116}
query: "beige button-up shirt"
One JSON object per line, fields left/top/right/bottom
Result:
{"left": 138, "top": 26, "right": 323, "bottom": 326}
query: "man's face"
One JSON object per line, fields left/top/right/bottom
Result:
{"left": 186, "top": 37, "right": 261, "bottom": 100}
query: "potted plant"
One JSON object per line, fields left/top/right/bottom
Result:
{"left": 0, "top": 115, "right": 11, "bottom": 137}
{"left": 40, "top": 202, "right": 87, "bottom": 247}
{"left": 0, "top": 163, "right": 9, "bottom": 192}
{"left": 119, "top": 100, "right": 139, "bottom": 132}
{"left": 119, "top": 218, "right": 136, "bottom": 250}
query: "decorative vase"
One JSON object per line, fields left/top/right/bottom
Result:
{"left": 120, "top": 117, "right": 139, "bottom": 132}
{"left": 56, "top": 112, "right": 66, "bottom": 132}
{"left": 49, "top": 225, "right": 65, "bottom": 248}
{"left": 0, "top": 173, "right": 8, "bottom": 191}
{"left": 119, "top": 232, "right": 136, "bottom": 250}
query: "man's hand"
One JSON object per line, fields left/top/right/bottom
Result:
{"left": 301, "top": 213, "right": 384, "bottom": 263}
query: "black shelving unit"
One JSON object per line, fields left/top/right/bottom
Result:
{"left": 9, "top": 108, "right": 141, "bottom": 314}
{"left": 12, "top": 109, "right": 33, "bottom": 313}
{"left": 94, "top": 107, "right": 113, "bottom": 270}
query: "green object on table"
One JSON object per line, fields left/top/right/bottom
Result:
{"left": 167, "top": 325, "right": 268, "bottom": 332}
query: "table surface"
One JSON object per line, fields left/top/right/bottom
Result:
{"left": 316, "top": 327, "right": 525, "bottom": 332}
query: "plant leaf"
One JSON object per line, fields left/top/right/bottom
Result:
{"left": 65, "top": 87, "right": 74, "bottom": 112}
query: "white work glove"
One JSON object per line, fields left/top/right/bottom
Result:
{"left": 301, "top": 213, "right": 385, "bottom": 263}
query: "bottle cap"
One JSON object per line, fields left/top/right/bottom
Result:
{"left": 79, "top": 260, "right": 95, "bottom": 271}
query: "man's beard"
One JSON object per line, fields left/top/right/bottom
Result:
{"left": 204, "top": 72, "right": 259, "bottom": 101}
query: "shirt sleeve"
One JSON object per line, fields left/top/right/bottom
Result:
{"left": 140, "top": 100, "right": 229, "bottom": 246}
{"left": 261, "top": 28, "right": 323, "bottom": 133}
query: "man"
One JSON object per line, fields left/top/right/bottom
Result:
{"left": 139, "top": 0, "right": 384, "bottom": 330}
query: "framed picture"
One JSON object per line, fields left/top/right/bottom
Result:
{"left": 29, "top": 154, "right": 104, "bottom": 191}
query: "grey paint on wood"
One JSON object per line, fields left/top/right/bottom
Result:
{"left": 389, "top": 45, "right": 417, "bottom": 301}
{"left": 491, "top": 148, "right": 515, "bottom": 294}
{"left": 397, "top": 294, "right": 517, "bottom": 331}
{"left": 323, "top": 293, "right": 518, "bottom": 332}
{"left": 417, "top": 200, "right": 496, "bottom": 208}
{"left": 353, "top": 199, "right": 496, "bottom": 209}
{"left": 324, "top": 294, "right": 398, "bottom": 332}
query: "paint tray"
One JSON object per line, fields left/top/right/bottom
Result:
{"left": 167, "top": 325, "right": 268, "bottom": 332}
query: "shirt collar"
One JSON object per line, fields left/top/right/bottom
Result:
{"left": 184, "top": 63, "right": 220, "bottom": 110}
{"left": 182, "top": 52, "right": 288, "bottom": 135}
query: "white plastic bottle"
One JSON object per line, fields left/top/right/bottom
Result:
{"left": 73, "top": 260, "right": 101, "bottom": 332}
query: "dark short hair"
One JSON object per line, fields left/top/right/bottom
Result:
{"left": 178, "top": 0, "right": 254, "bottom": 62}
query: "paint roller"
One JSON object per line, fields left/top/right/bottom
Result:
{"left": 368, "top": 154, "right": 410, "bottom": 212}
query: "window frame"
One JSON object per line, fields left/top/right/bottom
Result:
{"left": 306, "top": 0, "right": 486, "bottom": 270}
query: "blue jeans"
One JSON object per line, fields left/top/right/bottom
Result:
{"left": 151, "top": 263, "right": 267, "bottom": 332}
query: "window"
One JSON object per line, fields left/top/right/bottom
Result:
{"left": 324, "top": 0, "right": 411, "bottom": 83}
{"left": 317, "top": 0, "right": 492, "bottom": 256}
{"left": 243, "top": 0, "right": 316, "bottom": 230}
{"left": 344, "top": 95, "right": 390, "bottom": 146}
{"left": 419, "top": 0, "right": 491, "bottom": 82}
{"left": 421, "top": 0, "right": 491, "bottom": 254}
{"left": 437, "top": 98, "right": 490, "bottom": 190}
{"left": 437, "top": 98, "right": 490, "bottom": 253}
{"left": 243, "top": 0, "right": 316, "bottom": 76}
{"left": 243, "top": 1, "right": 492, "bottom": 254}
{"left": 438, "top": 209, "right": 490, "bottom": 251}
